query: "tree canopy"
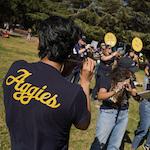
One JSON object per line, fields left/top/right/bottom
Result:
{"left": 0, "top": 0, "right": 150, "bottom": 49}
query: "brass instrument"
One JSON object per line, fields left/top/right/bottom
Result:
{"left": 109, "top": 79, "right": 130, "bottom": 104}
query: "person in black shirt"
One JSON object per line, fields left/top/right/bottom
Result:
{"left": 67, "top": 36, "right": 87, "bottom": 83}
{"left": 3, "top": 16, "right": 95, "bottom": 150}
{"left": 91, "top": 57, "right": 139, "bottom": 150}
{"left": 143, "top": 60, "right": 150, "bottom": 90}
{"left": 131, "top": 59, "right": 150, "bottom": 150}
{"left": 92, "top": 44, "right": 119, "bottom": 100}
{"left": 73, "top": 35, "right": 87, "bottom": 58}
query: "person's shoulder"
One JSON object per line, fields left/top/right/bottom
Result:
{"left": 64, "top": 79, "right": 82, "bottom": 92}
{"left": 3, "top": 60, "right": 28, "bottom": 85}
{"left": 11, "top": 60, "right": 28, "bottom": 67}
{"left": 74, "top": 43, "right": 80, "bottom": 49}
{"left": 100, "top": 74, "right": 111, "bottom": 88}
{"left": 8, "top": 60, "right": 28, "bottom": 70}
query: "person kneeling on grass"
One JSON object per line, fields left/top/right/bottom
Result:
{"left": 90, "top": 57, "right": 141, "bottom": 150}
{"left": 2, "top": 16, "right": 95, "bottom": 150}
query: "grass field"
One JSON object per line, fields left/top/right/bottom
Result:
{"left": 0, "top": 36, "right": 145, "bottom": 150}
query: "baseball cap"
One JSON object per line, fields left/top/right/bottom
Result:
{"left": 118, "top": 56, "right": 138, "bottom": 73}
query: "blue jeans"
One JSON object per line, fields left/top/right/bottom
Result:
{"left": 92, "top": 109, "right": 128, "bottom": 150}
{"left": 143, "top": 76, "right": 149, "bottom": 90}
{"left": 132, "top": 99, "right": 150, "bottom": 149}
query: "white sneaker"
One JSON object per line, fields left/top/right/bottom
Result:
{"left": 143, "top": 145, "right": 150, "bottom": 150}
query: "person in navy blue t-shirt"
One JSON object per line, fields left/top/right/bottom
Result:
{"left": 92, "top": 44, "right": 119, "bottom": 100}
{"left": 3, "top": 16, "right": 95, "bottom": 150}
{"left": 67, "top": 36, "right": 88, "bottom": 83}
{"left": 91, "top": 57, "right": 140, "bottom": 150}
{"left": 132, "top": 59, "right": 150, "bottom": 150}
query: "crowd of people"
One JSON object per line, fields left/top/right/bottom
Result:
{"left": 67, "top": 34, "right": 150, "bottom": 150}
{"left": 0, "top": 22, "right": 32, "bottom": 40}
{"left": 2, "top": 16, "right": 150, "bottom": 150}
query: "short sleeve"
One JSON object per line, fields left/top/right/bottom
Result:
{"left": 71, "top": 87, "right": 90, "bottom": 127}
{"left": 99, "top": 75, "right": 111, "bottom": 91}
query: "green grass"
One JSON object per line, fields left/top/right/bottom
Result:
{"left": 0, "top": 36, "right": 145, "bottom": 150}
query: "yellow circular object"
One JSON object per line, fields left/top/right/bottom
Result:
{"left": 132, "top": 37, "right": 143, "bottom": 52}
{"left": 104, "top": 32, "right": 117, "bottom": 47}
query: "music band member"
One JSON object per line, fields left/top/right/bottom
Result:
{"left": 91, "top": 57, "right": 139, "bottom": 150}
{"left": 92, "top": 44, "right": 119, "bottom": 100}
{"left": 67, "top": 36, "right": 88, "bottom": 83}
{"left": 2, "top": 16, "right": 95, "bottom": 150}
{"left": 131, "top": 59, "right": 150, "bottom": 150}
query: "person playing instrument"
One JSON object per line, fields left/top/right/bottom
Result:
{"left": 2, "top": 16, "right": 95, "bottom": 150}
{"left": 144, "top": 59, "right": 150, "bottom": 90}
{"left": 91, "top": 57, "right": 139, "bottom": 150}
{"left": 131, "top": 59, "right": 150, "bottom": 150}
{"left": 92, "top": 44, "right": 119, "bottom": 100}
{"left": 67, "top": 35, "right": 88, "bottom": 83}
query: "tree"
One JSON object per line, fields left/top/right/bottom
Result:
{"left": 0, "top": 0, "right": 149, "bottom": 49}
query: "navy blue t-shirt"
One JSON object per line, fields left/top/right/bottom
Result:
{"left": 73, "top": 43, "right": 87, "bottom": 58}
{"left": 97, "top": 55, "right": 115, "bottom": 76}
{"left": 99, "top": 74, "right": 135, "bottom": 110}
{"left": 3, "top": 60, "right": 90, "bottom": 150}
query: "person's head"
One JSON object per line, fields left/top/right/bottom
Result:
{"left": 111, "top": 67, "right": 132, "bottom": 86}
{"left": 38, "top": 16, "right": 82, "bottom": 63}
{"left": 102, "top": 44, "right": 112, "bottom": 56}
{"left": 118, "top": 56, "right": 138, "bottom": 73}
{"left": 100, "top": 42, "right": 106, "bottom": 50}
{"left": 128, "top": 50, "right": 135, "bottom": 59}
{"left": 107, "top": 45, "right": 112, "bottom": 54}
{"left": 78, "top": 35, "right": 87, "bottom": 46}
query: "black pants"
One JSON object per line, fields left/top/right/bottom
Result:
{"left": 90, "top": 137, "right": 106, "bottom": 150}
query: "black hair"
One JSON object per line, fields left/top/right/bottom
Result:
{"left": 105, "top": 44, "right": 111, "bottom": 49}
{"left": 38, "top": 16, "right": 82, "bottom": 62}
{"left": 111, "top": 67, "right": 131, "bottom": 86}
{"left": 126, "top": 44, "right": 131, "bottom": 52}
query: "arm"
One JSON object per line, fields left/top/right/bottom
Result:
{"left": 101, "top": 51, "right": 118, "bottom": 61}
{"left": 124, "top": 80, "right": 137, "bottom": 96}
{"left": 131, "top": 88, "right": 143, "bottom": 102}
{"left": 98, "top": 80, "right": 125, "bottom": 100}
{"left": 73, "top": 89, "right": 91, "bottom": 130}
{"left": 98, "top": 88, "right": 116, "bottom": 100}
{"left": 112, "top": 59, "right": 118, "bottom": 69}
{"left": 129, "top": 88, "right": 137, "bottom": 96}
{"left": 79, "top": 48, "right": 86, "bottom": 54}
{"left": 145, "top": 66, "right": 149, "bottom": 76}
{"left": 74, "top": 58, "right": 95, "bottom": 130}
{"left": 133, "top": 55, "right": 139, "bottom": 67}
{"left": 80, "top": 58, "right": 95, "bottom": 112}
